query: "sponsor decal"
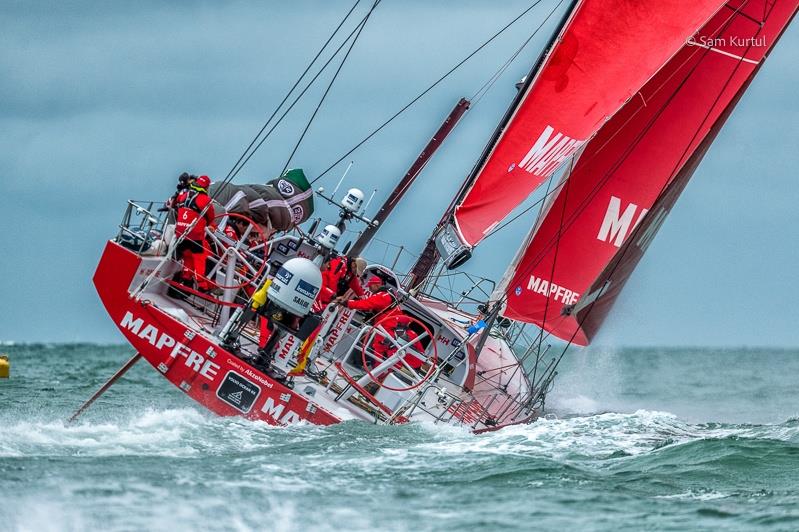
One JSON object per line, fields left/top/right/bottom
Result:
{"left": 261, "top": 397, "right": 303, "bottom": 424}
{"left": 291, "top": 205, "right": 304, "bottom": 224}
{"left": 518, "top": 125, "right": 585, "bottom": 177}
{"left": 323, "top": 308, "right": 353, "bottom": 353}
{"left": 295, "top": 279, "right": 319, "bottom": 299}
{"left": 276, "top": 333, "right": 297, "bottom": 361}
{"left": 597, "top": 195, "right": 648, "bottom": 248}
{"left": 525, "top": 275, "right": 579, "bottom": 305}
{"left": 277, "top": 179, "right": 295, "bottom": 196}
{"left": 275, "top": 267, "right": 294, "bottom": 285}
{"left": 216, "top": 370, "right": 261, "bottom": 413}
{"left": 120, "top": 312, "right": 220, "bottom": 380}
{"left": 226, "top": 356, "right": 276, "bottom": 388}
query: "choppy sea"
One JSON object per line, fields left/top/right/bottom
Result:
{"left": 1, "top": 344, "right": 797, "bottom": 531}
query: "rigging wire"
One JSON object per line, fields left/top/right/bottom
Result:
{"left": 280, "top": 0, "right": 381, "bottom": 176}
{"left": 132, "top": 2, "right": 364, "bottom": 297}
{"left": 498, "top": 1, "right": 760, "bottom": 394}
{"left": 546, "top": 3, "right": 762, "bottom": 363}
{"left": 309, "top": 0, "right": 554, "bottom": 185}
{"left": 223, "top": 0, "right": 362, "bottom": 185}
{"left": 470, "top": 0, "right": 567, "bottom": 105}
{"left": 223, "top": 3, "right": 378, "bottom": 186}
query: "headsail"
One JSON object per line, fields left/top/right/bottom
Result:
{"left": 500, "top": 0, "right": 798, "bottom": 345}
{"left": 447, "top": 0, "right": 726, "bottom": 254}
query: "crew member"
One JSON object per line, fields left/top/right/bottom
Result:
{"left": 345, "top": 276, "right": 424, "bottom": 371}
{"left": 314, "top": 255, "right": 367, "bottom": 312}
{"left": 174, "top": 175, "right": 215, "bottom": 291}
{"left": 223, "top": 217, "right": 250, "bottom": 241}
{"left": 288, "top": 256, "right": 367, "bottom": 377}
{"left": 164, "top": 172, "right": 195, "bottom": 212}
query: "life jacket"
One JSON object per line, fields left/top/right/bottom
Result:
{"left": 175, "top": 190, "right": 213, "bottom": 241}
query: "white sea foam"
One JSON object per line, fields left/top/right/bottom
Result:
{"left": 0, "top": 407, "right": 212, "bottom": 458}
{"left": 655, "top": 489, "right": 731, "bottom": 501}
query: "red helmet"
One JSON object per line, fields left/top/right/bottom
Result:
{"left": 194, "top": 175, "right": 211, "bottom": 189}
{"left": 366, "top": 275, "right": 383, "bottom": 289}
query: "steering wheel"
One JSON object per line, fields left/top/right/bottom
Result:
{"left": 360, "top": 314, "right": 438, "bottom": 392}
{"left": 205, "top": 212, "right": 267, "bottom": 290}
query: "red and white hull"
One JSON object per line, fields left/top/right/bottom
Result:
{"left": 95, "top": 239, "right": 538, "bottom": 431}
{"left": 95, "top": 241, "right": 344, "bottom": 426}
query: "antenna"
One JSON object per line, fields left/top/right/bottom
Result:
{"left": 331, "top": 161, "right": 354, "bottom": 199}
{"left": 361, "top": 188, "right": 377, "bottom": 216}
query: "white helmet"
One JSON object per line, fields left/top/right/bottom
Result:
{"left": 315, "top": 224, "right": 341, "bottom": 250}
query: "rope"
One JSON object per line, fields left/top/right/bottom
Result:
{"left": 309, "top": 0, "right": 552, "bottom": 185}
{"left": 280, "top": 0, "right": 381, "bottom": 176}
{"left": 470, "top": 0, "right": 567, "bottom": 105}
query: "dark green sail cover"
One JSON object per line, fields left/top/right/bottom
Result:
{"left": 209, "top": 168, "right": 315, "bottom": 231}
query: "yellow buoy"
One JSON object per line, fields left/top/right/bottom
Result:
{"left": 0, "top": 355, "right": 9, "bottom": 378}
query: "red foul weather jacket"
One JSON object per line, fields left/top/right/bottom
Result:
{"left": 318, "top": 256, "right": 364, "bottom": 306}
{"left": 175, "top": 190, "right": 215, "bottom": 241}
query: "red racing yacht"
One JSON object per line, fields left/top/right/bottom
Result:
{"left": 81, "top": 0, "right": 797, "bottom": 431}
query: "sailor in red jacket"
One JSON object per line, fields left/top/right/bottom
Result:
{"left": 313, "top": 255, "right": 366, "bottom": 312}
{"left": 346, "top": 276, "right": 424, "bottom": 370}
{"left": 174, "top": 175, "right": 215, "bottom": 290}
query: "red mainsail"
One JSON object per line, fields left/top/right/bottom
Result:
{"left": 501, "top": 0, "right": 798, "bottom": 345}
{"left": 451, "top": 0, "right": 725, "bottom": 247}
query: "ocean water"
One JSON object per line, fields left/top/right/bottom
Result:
{"left": 1, "top": 344, "right": 797, "bottom": 531}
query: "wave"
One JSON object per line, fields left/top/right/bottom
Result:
{"left": 3, "top": 407, "right": 797, "bottom": 460}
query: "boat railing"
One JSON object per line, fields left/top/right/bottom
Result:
{"left": 354, "top": 235, "right": 420, "bottom": 283}
{"left": 115, "top": 200, "right": 276, "bottom": 330}
{"left": 415, "top": 267, "right": 497, "bottom": 314}
{"left": 116, "top": 200, "right": 171, "bottom": 255}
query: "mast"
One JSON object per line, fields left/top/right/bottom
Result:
{"left": 408, "top": 0, "right": 579, "bottom": 287}
{"left": 350, "top": 97, "right": 471, "bottom": 257}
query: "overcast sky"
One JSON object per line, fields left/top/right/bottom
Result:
{"left": 1, "top": 1, "right": 797, "bottom": 346}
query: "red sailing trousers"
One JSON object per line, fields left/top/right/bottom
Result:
{"left": 176, "top": 239, "right": 210, "bottom": 290}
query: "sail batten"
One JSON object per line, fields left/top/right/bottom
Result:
{"left": 500, "top": 0, "right": 798, "bottom": 345}
{"left": 449, "top": 0, "right": 728, "bottom": 252}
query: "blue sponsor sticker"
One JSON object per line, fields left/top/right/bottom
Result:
{"left": 295, "top": 279, "right": 319, "bottom": 299}
{"left": 515, "top": 286, "right": 522, "bottom": 296}
{"left": 275, "top": 267, "right": 294, "bottom": 285}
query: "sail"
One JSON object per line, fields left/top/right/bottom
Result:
{"left": 501, "top": 0, "right": 798, "bottom": 345}
{"left": 449, "top": 0, "right": 725, "bottom": 249}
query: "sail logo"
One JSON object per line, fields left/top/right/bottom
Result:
{"left": 525, "top": 275, "right": 579, "bottom": 305}
{"left": 517, "top": 125, "right": 585, "bottom": 177}
{"left": 597, "top": 196, "right": 648, "bottom": 247}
